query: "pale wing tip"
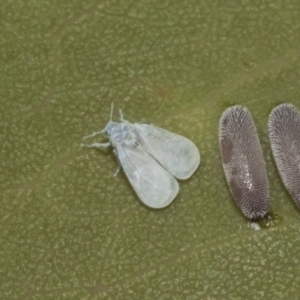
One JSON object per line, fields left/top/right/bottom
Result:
{"left": 173, "top": 144, "right": 200, "bottom": 180}
{"left": 188, "top": 149, "right": 200, "bottom": 178}
{"left": 139, "top": 183, "right": 179, "bottom": 209}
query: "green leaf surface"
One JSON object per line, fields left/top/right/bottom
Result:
{"left": 1, "top": 1, "right": 300, "bottom": 299}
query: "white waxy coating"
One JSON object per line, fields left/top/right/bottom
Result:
{"left": 81, "top": 106, "right": 200, "bottom": 209}
{"left": 219, "top": 105, "right": 269, "bottom": 220}
{"left": 268, "top": 103, "right": 300, "bottom": 209}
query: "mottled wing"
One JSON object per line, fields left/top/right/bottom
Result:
{"left": 268, "top": 103, "right": 300, "bottom": 208}
{"left": 219, "top": 105, "right": 269, "bottom": 219}
{"left": 132, "top": 124, "right": 200, "bottom": 180}
{"left": 116, "top": 140, "right": 179, "bottom": 208}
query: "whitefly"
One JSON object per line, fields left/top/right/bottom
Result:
{"left": 219, "top": 105, "right": 269, "bottom": 220}
{"left": 81, "top": 104, "right": 200, "bottom": 209}
{"left": 268, "top": 103, "right": 300, "bottom": 209}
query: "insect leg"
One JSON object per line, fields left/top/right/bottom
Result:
{"left": 119, "top": 109, "right": 129, "bottom": 122}
{"left": 82, "top": 129, "right": 106, "bottom": 140}
{"left": 113, "top": 165, "right": 121, "bottom": 177}
{"left": 81, "top": 142, "right": 111, "bottom": 149}
{"left": 113, "top": 148, "right": 121, "bottom": 177}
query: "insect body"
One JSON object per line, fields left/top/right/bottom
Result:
{"left": 81, "top": 105, "right": 200, "bottom": 209}
{"left": 268, "top": 103, "right": 300, "bottom": 209}
{"left": 219, "top": 105, "right": 269, "bottom": 220}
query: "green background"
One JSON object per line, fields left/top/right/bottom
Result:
{"left": 1, "top": 1, "right": 300, "bottom": 299}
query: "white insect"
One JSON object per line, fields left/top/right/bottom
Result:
{"left": 81, "top": 104, "right": 200, "bottom": 209}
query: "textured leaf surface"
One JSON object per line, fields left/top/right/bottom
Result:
{"left": 1, "top": 1, "right": 300, "bottom": 299}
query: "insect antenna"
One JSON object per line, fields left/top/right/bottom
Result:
{"left": 109, "top": 102, "right": 114, "bottom": 121}
{"left": 82, "top": 104, "right": 114, "bottom": 140}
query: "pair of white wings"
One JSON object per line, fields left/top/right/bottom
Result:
{"left": 115, "top": 123, "right": 200, "bottom": 209}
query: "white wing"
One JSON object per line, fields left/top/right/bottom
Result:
{"left": 116, "top": 140, "right": 179, "bottom": 208}
{"left": 132, "top": 124, "right": 200, "bottom": 180}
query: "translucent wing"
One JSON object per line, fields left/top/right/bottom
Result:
{"left": 132, "top": 124, "right": 200, "bottom": 180}
{"left": 116, "top": 140, "right": 179, "bottom": 208}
